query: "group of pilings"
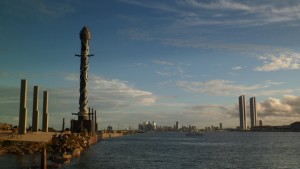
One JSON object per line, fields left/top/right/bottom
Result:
{"left": 88, "top": 107, "right": 97, "bottom": 135}
{"left": 18, "top": 79, "right": 49, "bottom": 134}
{"left": 70, "top": 107, "right": 98, "bottom": 135}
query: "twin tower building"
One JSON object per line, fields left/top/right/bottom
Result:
{"left": 239, "top": 95, "right": 257, "bottom": 130}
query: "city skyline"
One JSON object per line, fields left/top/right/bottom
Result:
{"left": 1, "top": 0, "right": 300, "bottom": 130}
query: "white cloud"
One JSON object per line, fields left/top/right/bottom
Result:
{"left": 154, "top": 60, "right": 174, "bottom": 66}
{"left": 229, "top": 66, "right": 243, "bottom": 75}
{"left": 184, "top": 95, "right": 300, "bottom": 127}
{"left": 122, "top": 0, "right": 300, "bottom": 27}
{"left": 120, "top": 1, "right": 296, "bottom": 54}
{"left": 176, "top": 79, "right": 295, "bottom": 96}
{"left": 156, "top": 71, "right": 171, "bottom": 76}
{"left": 258, "top": 95, "right": 300, "bottom": 118}
{"left": 188, "top": 104, "right": 236, "bottom": 117}
{"left": 154, "top": 60, "right": 192, "bottom": 79}
{"left": 162, "top": 38, "right": 288, "bottom": 54}
{"left": 264, "top": 80, "right": 285, "bottom": 86}
{"left": 64, "top": 74, "right": 157, "bottom": 106}
{"left": 176, "top": 80, "right": 268, "bottom": 96}
{"left": 184, "top": 0, "right": 251, "bottom": 11}
{"left": 182, "top": 0, "right": 300, "bottom": 26}
{"left": 255, "top": 52, "right": 300, "bottom": 71}
{"left": 232, "top": 66, "right": 243, "bottom": 70}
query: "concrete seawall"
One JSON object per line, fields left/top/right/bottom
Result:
{"left": 99, "top": 132, "right": 123, "bottom": 140}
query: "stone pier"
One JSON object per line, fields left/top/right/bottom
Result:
{"left": 32, "top": 86, "right": 39, "bottom": 132}
{"left": 42, "top": 91, "right": 49, "bottom": 132}
{"left": 18, "top": 79, "right": 27, "bottom": 134}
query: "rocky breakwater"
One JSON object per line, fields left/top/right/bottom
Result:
{"left": 0, "top": 133, "right": 94, "bottom": 164}
{"left": 50, "top": 133, "right": 90, "bottom": 157}
{"left": 0, "top": 122, "right": 13, "bottom": 131}
{"left": 0, "top": 140, "right": 44, "bottom": 155}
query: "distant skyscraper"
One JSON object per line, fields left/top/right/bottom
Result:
{"left": 176, "top": 121, "right": 179, "bottom": 130}
{"left": 250, "top": 97, "right": 257, "bottom": 128}
{"left": 219, "top": 123, "right": 222, "bottom": 130}
{"left": 259, "top": 120, "right": 263, "bottom": 126}
{"left": 239, "top": 95, "right": 247, "bottom": 130}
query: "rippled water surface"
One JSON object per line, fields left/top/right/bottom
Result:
{"left": 1, "top": 132, "right": 300, "bottom": 169}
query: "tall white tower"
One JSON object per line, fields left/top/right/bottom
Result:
{"left": 239, "top": 95, "right": 247, "bottom": 130}
{"left": 250, "top": 97, "right": 257, "bottom": 128}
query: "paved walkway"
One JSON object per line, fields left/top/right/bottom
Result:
{"left": 0, "top": 132, "right": 56, "bottom": 142}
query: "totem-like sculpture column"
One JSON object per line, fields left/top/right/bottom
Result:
{"left": 77, "top": 26, "right": 92, "bottom": 131}
{"left": 32, "top": 86, "right": 39, "bottom": 132}
{"left": 42, "top": 91, "right": 49, "bottom": 132}
{"left": 18, "top": 79, "right": 27, "bottom": 134}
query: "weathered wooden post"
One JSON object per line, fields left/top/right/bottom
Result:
{"left": 95, "top": 110, "right": 97, "bottom": 132}
{"left": 41, "top": 146, "right": 47, "bottom": 169}
{"left": 91, "top": 109, "right": 94, "bottom": 135}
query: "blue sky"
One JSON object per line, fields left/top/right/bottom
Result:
{"left": 1, "top": 0, "right": 300, "bottom": 130}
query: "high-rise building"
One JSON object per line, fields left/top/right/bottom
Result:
{"left": 176, "top": 121, "right": 179, "bottom": 130}
{"left": 219, "top": 123, "right": 223, "bottom": 130}
{"left": 259, "top": 120, "right": 263, "bottom": 126}
{"left": 250, "top": 97, "right": 257, "bottom": 128}
{"left": 239, "top": 95, "right": 247, "bottom": 130}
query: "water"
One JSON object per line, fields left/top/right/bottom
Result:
{"left": 1, "top": 132, "right": 300, "bottom": 169}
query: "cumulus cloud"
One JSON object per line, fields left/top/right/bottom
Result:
{"left": 255, "top": 52, "right": 300, "bottom": 71}
{"left": 258, "top": 95, "right": 300, "bottom": 117}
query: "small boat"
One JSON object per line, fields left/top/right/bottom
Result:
{"left": 186, "top": 131, "right": 204, "bottom": 136}
{"left": 186, "top": 125, "right": 204, "bottom": 136}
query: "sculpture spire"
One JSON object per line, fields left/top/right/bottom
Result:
{"left": 78, "top": 26, "right": 91, "bottom": 121}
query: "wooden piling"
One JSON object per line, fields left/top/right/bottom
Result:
{"left": 41, "top": 146, "right": 47, "bottom": 169}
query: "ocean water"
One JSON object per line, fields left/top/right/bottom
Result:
{"left": 1, "top": 131, "right": 300, "bottom": 169}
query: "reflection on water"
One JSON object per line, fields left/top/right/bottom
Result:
{"left": 1, "top": 132, "right": 300, "bottom": 169}
{"left": 0, "top": 153, "right": 40, "bottom": 168}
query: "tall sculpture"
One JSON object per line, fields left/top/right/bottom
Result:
{"left": 77, "top": 26, "right": 92, "bottom": 122}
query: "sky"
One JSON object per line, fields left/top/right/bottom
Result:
{"left": 1, "top": 0, "right": 300, "bottom": 130}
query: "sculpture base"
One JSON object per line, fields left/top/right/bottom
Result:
{"left": 70, "top": 119, "right": 94, "bottom": 134}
